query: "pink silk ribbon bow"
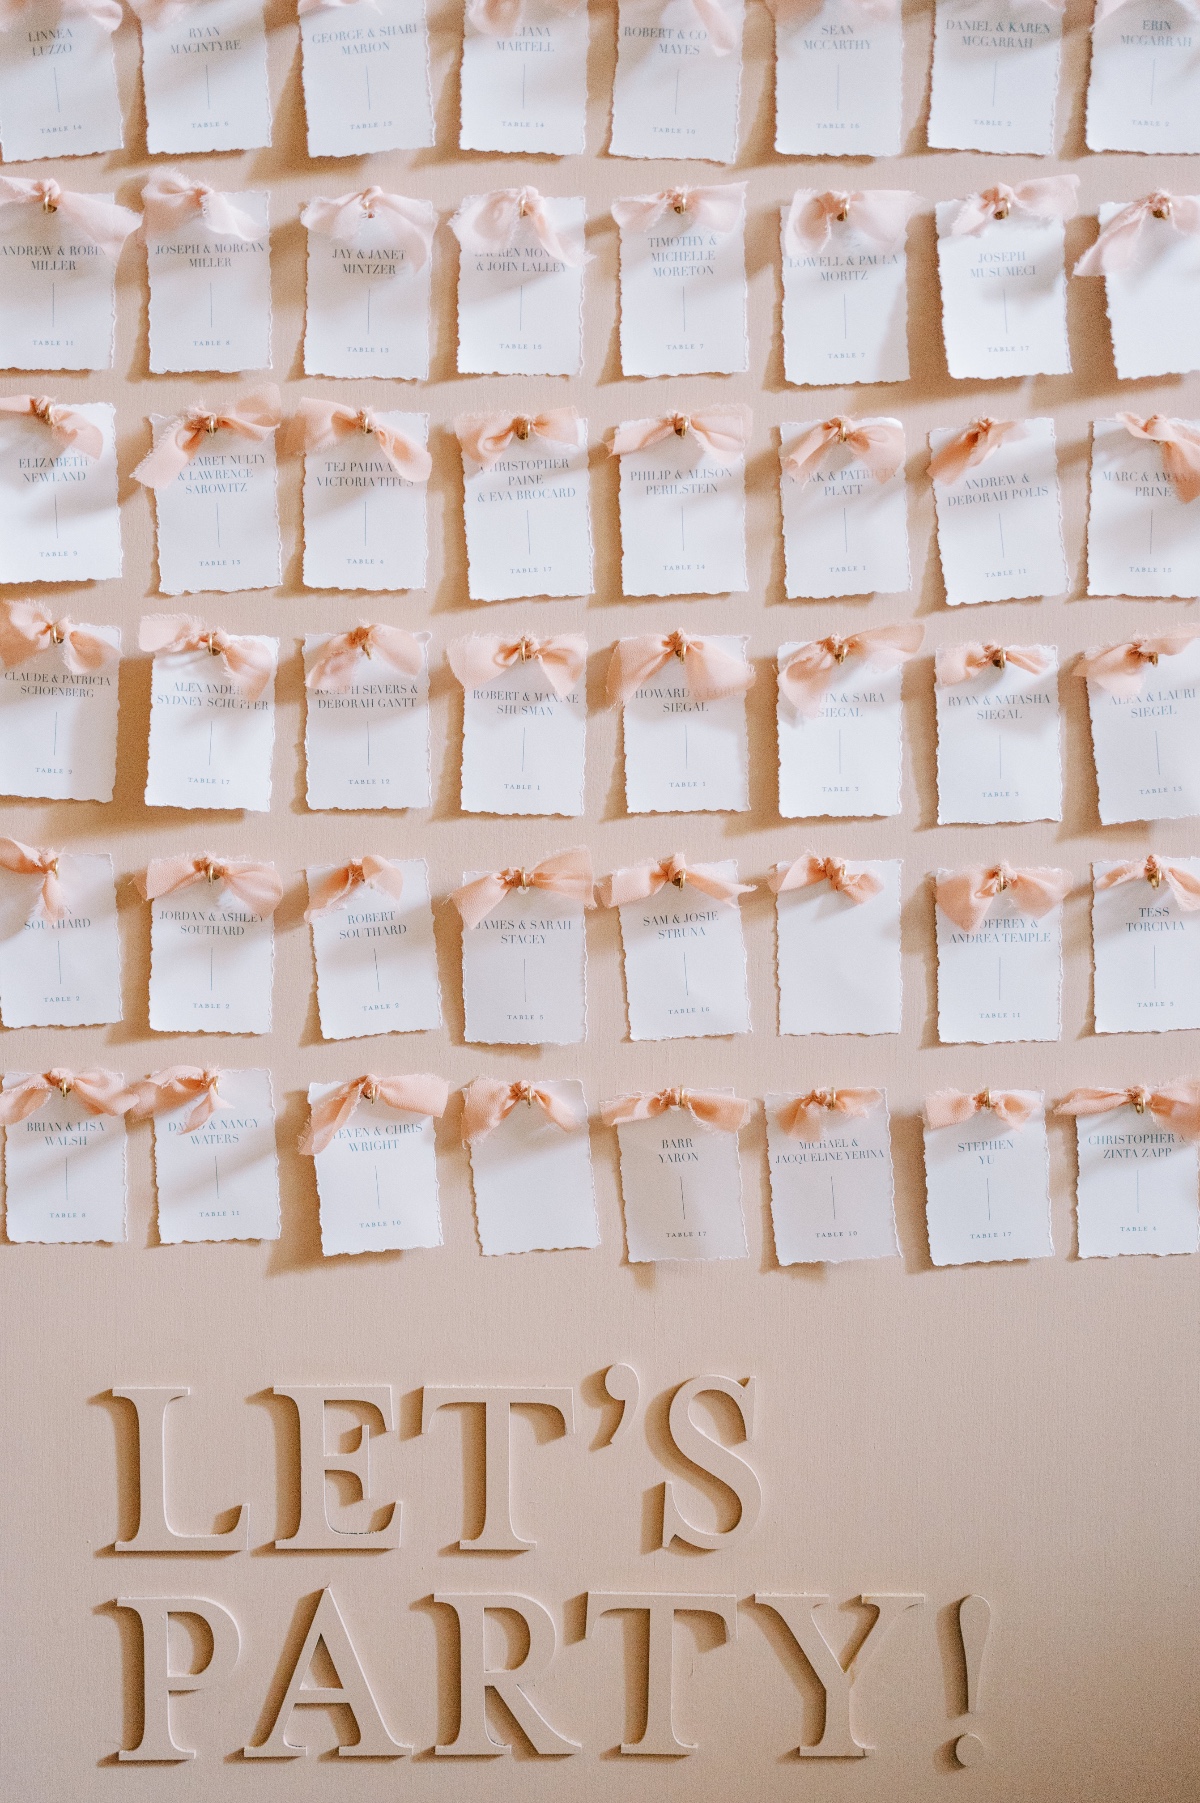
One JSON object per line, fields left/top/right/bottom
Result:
{"left": 0, "top": 178, "right": 138, "bottom": 257}
{"left": 784, "top": 189, "right": 918, "bottom": 256}
{"left": 1115, "top": 415, "right": 1200, "bottom": 504}
{"left": 767, "top": 855, "right": 883, "bottom": 905}
{"left": 466, "top": 0, "right": 581, "bottom": 32}
{"left": 1056, "top": 1084, "right": 1200, "bottom": 1140}
{"left": 0, "top": 838, "right": 67, "bottom": 921}
{"left": 611, "top": 407, "right": 751, "bottom": 463}
{"left": 0, "top": 602, "right": 115, "bottom": 674}
{"left": 0, "top": 395, "right": 102, "bottom": 459}
{"left": 929, "top": 417, "right": 1024, "bottom": 485}
{"left": 305, "top": 857, "right": 407, "bottom": 922}
{"left": 601, "top": 1088, "right": 752, "bottom": 1133}
{"left": 605, "top": 633, "right": 754, "bottom": 707}
{"left": 139, "top": 856, "right": 283, "bottom": 920}
{"left": 455, "top": 409, "right": 582, "bottom": 470}
{"left": 451, "top": 187, "right": 585, "bottom": 266}
{"left": 1074, "top": 192, "right": 1200, "bottom": 275}
{"left": 138, "top": 616, "right": 275, "bottom": 702}
{"left": 292, "top": 399, "right": 431, "bottom": 482}
{"left": 462, "top": 1078, "right": 585, "bottom": 1142}
{"left": 598, "top": 854, "right": 754, "bottom": 910}
{"left": 936, "top": 643, "right": 1053, "bottom": 685}
{"left": 769, "top": 0, "right": 896, "bottom": 22}
{"left": 948, "top": 177, "right": 1079, "bottom": 237}
{"left": 781, "top": 416, "right": 904, "bottom": 485}
{"left": 132, "top": 386, "right": 282, "bottom": 489}
{"left": 1078, "top": 629, "right": 1200, "bottom": 696}
{"left": 776, "top": 1088, "right": 884, "bottom": 1141}
{"left": 936, "top": 864, "right": 1072, "bottom": 934}
{"left": 0, "top": 1069, "right": 136, "bottom": 1125}
{"left": 611, "top": 183, "right": 746, "bottom": 236}
{"left": 306, "top": 625, "right": 425, "bottom": 693}
{"left": 300, "top": 190, "right": 436, "bottom": 267}
{"left": 301, "top": 1073, "right": 451, "bottom": 1156}
{"left": 140, "top": 173, "right": 258, "bottom": 241}
{"left": 0, "top": 0, "right": 121, "bottom": 28}
{"left": 924, "top": 1089, "right": 1041, "bottom": 1131}
{"left": 778, "top": 623, "right": 924, "bottom": 716}
{"left": 451, "top": 848, "right": 596, "bottom": 931}
{"left": 1095, "top": 856, "right": 1200, "bottom": 912}
{"left": 448, "top": 634, "right": 587, "bottom": 700}
{"left": 130, "top": 1068, "right": 224, "bottom": 1132}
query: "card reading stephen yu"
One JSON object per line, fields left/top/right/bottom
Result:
{"left": 765, "top": 1092, "right": 899, "bottom": 1264}
{"left": 935, "top": 645, "right": 1062, "bottom": 825}
{"left": 609, "top": 0, "right": 745, "bottom": 165}
{"left": 1, "top": 1078, "right": 128, "bottom": 1244}
{"left": 1092, "top": 859, "right": 1200, "bottom": 1035}
{"left": 923, "top": 1096, "right": 1054, "bottom": 1266}
{"left": 149, "top": 1068, "right": 280, "bottom": 1244}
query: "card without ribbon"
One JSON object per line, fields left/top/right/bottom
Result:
{"left": 136, "top": 0, "right": 272, "bottom": 155}
{"left": 301, "top": 0, "right": 434, "bottom": 157}
{"left": 610, "top": 0, "right": 745, "bottom": 164}
{"left": 773, "top": 0, "right": 903, "bottom": 157}
{"left": 460, "top": 0, "right": 588, "bottom": 155}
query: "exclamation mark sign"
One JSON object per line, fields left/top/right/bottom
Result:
{"left": 955, "top": 1594, "right": 991, "bottom": 1767}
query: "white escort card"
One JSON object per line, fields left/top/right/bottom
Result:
{"left": 148, "top": 884, "right": 275, "bottom": 1037}
{"left": 615, "top": 869, "right": 751, "bottom": 1039}
{"left": 308, "top": 859, "right": 442, "bottom": 1040}
{"left": 143, "top": 630, "right": 277, "bottom": 813}
{"left": 467, "top": 1082, "right": 599, "bottom": 1255}
{"left": 927, "top": 0, "right": 1062, "bottom": 154}
{"left": 142, "top": 409, "right": 281, "bottom": 595}
{"left": 1092, "top": 859, "right": 1200, "bottom": 1034}
{"left": 456, "top": 660, "right": 586, "bottom": 819}
{"left": 301, "top": 0, "right": 434, "bottom": 157}
{"left": 1069, "top": 1098, "right": 1200, "bottom": 1259}
{"left": 0, "top": 401, "right": 120, "bottom": 584}
{"left": 930, "top": 418, "right": 1067, "bottom": 605}
{"left": 0, "top": 620, "right": 120, "bottom": 802}
{"left": 616, "top": 418, "right": 748, "bottom": 596}
{"left": 777, "top": 645, "right": 906, "bottom": 820}
{"left": 1086, "top": 1, "right": 1200, "bottom": 153}
{"left": 303, "top": 197, "right": 434, "bottom": 380}
{"left": 775, "top": 859, "right": 902, "bottom": 1035}
{"left": 304, "top": 634, "right": 430, "bottom": 812}
{"left": 136, "top": 0, "right": 272, "bottom": 155}
{"left": 2, "top": 1080, "right": 128, "bottom": 1244}
{"left": 621, "top": 636, "right": 750, "bottom": 814}
{"left": 145, "top": 190, "right": 271, "bottom": 376}
{"left": 0, "top": 853, "right": 121, "bottom": 1027}
{"left": 0, "top": 3, "right": 122, "bottom": 161}
{"left": 460, "top": 0, "right": 588, "bottom": 155}
{"left": 460, "top": 420, "right": 593, "bottom": 601}
{"left": 614, "top": 185, "right": 747, "bottom": 377}
{"left": 781, "top": 196, "right": 913, "bottom": 387}
{"left": 1087, "top": 643, "right": 1200, "bottom": 826}
{"left": 935, "top": 646, "right": 1062, "bottom": 824}
{"left": 609, "top": 0, "right": 744, "bottom": 164}
{"left": 773, "top": 0, "right": 903, "bottom": 156}
{"left": 302, "top": 412, "right": 428, "bottom": 592}
{"left": 0, "top": 192, "right": 127, "bottom": 372}
{"left": 1089, "top": 202, "right": 1200, "bottom": 380}
{"left": 460, "top": 880, "right": 587, "bottom": 1045}
{"left": 936, "top": 202, "right": 1071, "bottom": 381}
{"left": 150, "top": 1068, "right": 280, "bottom": 1243}
{"left": 1088, "top": 419, "right": 1200, "bottom": 599}
{"left": 452, "top": 194, "right": 586, "bottom": 376}
{"left": 765, "top": 1093, "right": 899, "bottom": 1263}
{"left": 612, "top": 1103, "right": 748, "bottom": 1261}
{"left": 309, "top": 1083, "right": 444, "bottom": 1257}
{"left": 923, "top": 1099, "right": 1054, "bottom": 1266}
{"left": 780, "top": 423, "right": 910, "bottom": 597}
{"left": 936, "top": 883, "right": 1063, "bottom": 1044}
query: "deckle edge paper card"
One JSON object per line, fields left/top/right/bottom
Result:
{"left": 607, "top": 631, "right": 753, "bottom": 814}
{"left": 1091, "top": 856, "right": 1200, "bottom": 1036}
{"left": 936, "top": 179, "right": 1076, "bottom": 382}
{"left": 450, "top": 187, "right": 586, "bottom": 378}
{"left": 1082, "top": 632, "right": 1200, "bottom": 825}
{"left": 460, "top": 0, "right": 587, "bottom": 156}
{"left": 1086, "top": 0, "right": 1200, "bottom": 154}
{"left": 773, "top": 0, "right": 904, "bottom": 158}
{"left": 934, "top": 642, "right": 1062, "bottom": 825}
{"left": 769, "top": 854, "right": 902, "bottom": 1035}
{"left": 300, "top": 1073, "right": 449, "bottom": 1258}
{"left": 613, "top": 183, "right": 748, "bottom": 378}
{"left": 305, "top": 626, "right": 431, "bottom": 813}
{"left": 141, "top": 854, "right": 282, "bottom": 1037}
{"left": 455, "top": 410, "right": 594, "bottom": 602}
{"left": 614, "top": 408, "right": 749, "bottom": 597}
{"left": 133, "top": 1067, "right": 281, "bottom": 1244}
{"left": 1074, "top": 194, "right": 1200, "bottom": 380}
{"left": 929, "top": 416, "right": 1067, "bottom": 606}
{"left": 922, "top": 1088, "right": 1054, "bottom": 1267}
{"left": 142, "top": 175, "right": 272, "bottom": 377}
{"left": 765, "top": 1089, "right": 899, "bottom": 1264}
{"left": 448, "top": 635, "right": 587, "bottom": 817}
{"left": 0, "top": 1069, "right": 132, "bottom": 1245}
{"left": 934, "top": 863, "right": 1069, "bottom": 1045}
{"left": 1087, "top": 416, "right": 1200, "bottom": 599}
{"left": 0, "top": 0, "right": 123, "bottom": 161}
{"left": 610, "top": 0, "right": 745, "bottom": 165}
{"left": 302, "top": 189, "right": 436, "bottom": 382}
{"left": 927, "top": 0, "right": 1063, "bottom": 155}
{"left": 1057, "top": 1083, "right": 1200, "bottom": 1259}
{"left": 451, "top": 850, "right": 593, "bottom": 1046}
{"left": 301, "top": 0, "right": 434, "bottom": 158}
{"left": 603, "top": 1087, "right": 751, "bottom": 1263}
{"left": 140, "top": 617, "right": 277, "bottom": 815}
{"left": 776, "top": 623, "right": 923, "bottom": 820}
{"left": 306, "top": 856, "right": 442, "bottom": 1041}
{"left": 132, "top": 0, "right": 273, "bottom": 156}
{"left": 0, "top": 398, "right": 120, "bottom": 585}
{"left": 781, "top": 190, "right": 917, "bottom": 389}
{"left": 599, "top": 853, "right": 752, "bottom": 1040}
{"left": 779, "top": 416, "right": 910, "bottom": 598}
{"left": 462, "top": 1077, "right": 600, "bottom": 1256}
{"left": 0, "top": 180, "right": 138, "bottom": 374}
{"left": 0, "top": 603, "right": 119, "bottom": 802}
{"left": 296, "top": 402, "right": 430, "bottom": 593}
{"left": 0, "top": 844, "right": 121, "bottom": 1027}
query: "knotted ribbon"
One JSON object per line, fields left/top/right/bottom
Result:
{"left": 0, "top": 0, "right": 122, "bottom": 29}
{"left": 1056, "top": 1084, "right": 1200, "bottom": 1140}
{"left": 598, "top": 854, "right": 754, "bottom": 910}
{"left": 140, "top": 173, "right": 258, "bottom": 241}
{"left": 451, "top": 848, "right": 595, "bottom": 931}
{"left": 784, "top": 189, "right": 918, "bottom": 256}
{"left": 466, "top": 0, "right": 581, "bottom": 32}
{"left": 0, "top": 602, "right": 116, "bottom": 674}
{"left": 450, "top": 188, "right": 585, "bottom": 267}
{"left": 1078, "top": 629, "right": 1200, "bottom": 697}
{"left": 948, "top": 177, "right": 1079, "bottom": 237}
{"left": 612, "top": 183, "right": 746, "bottom": 236}
{"left": 138, "top": 617, "right": 275, "bottom": 702}
{"left": 935, "top": 643, "right": 1053, "bottom": 685}
{"left": 605, "top": 632, "right": 754, "bottom": 707}
{"left": 778, "top": 623, "right": 924, "bottom": 716}
{"left": 448, "top": 634, "right": 586, "bottom": 700}
{"left": 305, "top": 857, "right": 407, "bottom": 921}
{"left": 769, "top": 0, "right": 896, "bottom": 21}
{"left": 292, "top": 399, "right": 431, "bottom": 482}
{"left": 306, "top": 625, "right": 425, "bottom": 693}
{"left": 0, "top": 1070, "right": 136, "bottom": 1125}
{"left": 936, "top": 864, "right": 1072, "bottom": 934}
{"left": 775, "top": 1088, "right": 884, "bottom": 1141}
{"left": 0, "top": 178, "right": 138, "bottom": 258}
{"left": 130, "top": 1068, "right": 224, "bottom": 1132}
{"left": 301, "top": 1073, "right": 450, "bottom": 1156}
{"left": 924, "top": 1089, "right": 1041, "bottom": 1131}
{"left": 131, "top": 387, "right": 282, "bottom": 489}
{"left": 462, "top": 1078, "right": 585, "bottom": 1142}
{"left": 139, "top": 856, "right": 283, "bottom": 919}
{"left": 300, "top": 190, "right": 436, "bottom": 267}
{"left": 455, "top": 409, "right": 582, "bottom": 470}
{"left": 928, "top": 417, "right": 1024, "bottom": 485}
{"left": 1114, "top": 415, "right": 1200, "bottom": 504}
{"left": 0, "top": 395, "right": 103, "bottom": 460}
{"left": 601, "top": 1088, "right": 752, "bottom": 1132}
{"left": 767, "top": 855, "right": 883, "bottom": 905}
{"left": 1094, "top": 856, "right": 1200, "bottom": 912}
{"left": 781, "top": 416, "right": 904, "bottom": 485}
{"left": 611, "top": 408, "right": 751, "bottom": 463}
{"left": 1074, "top": 192, "right": 1200, "bottom": 276}
{"left": 0, "top": 838, "right": 67, "bottom": 921}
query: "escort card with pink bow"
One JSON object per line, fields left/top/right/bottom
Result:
{"left": 929, "top": 417, "right": 1067, "bottom": 605}
{"left": 449, "top": 636, "right": 587, "bottom": 817}
{"left": 613, "top": 184, "right": 748, "bottom": 377}
{"left": 0, "top": 1070, "right": 132, "bottom": 1244}
{"left": 610, "top": 633, "right": 752, "bottom": 814}
{"left": 779, "top": 417, "right": 910, "bottom": 597}
{"left": 781, "top": 190, "right": 916, "bottom": 387}
{"left": 142, "top": 856, "right": 281, "bottom": 1036}
{"left": 134, "top": 1066, "right": 280, "bottom": 1243}
{"left": 609, "top": 0, "right": 744, "bottom": 164}
{"left": 300, "top": 0, "right": 433, "bottom": 158}
{"left": 297, "top": 403, "right": 430, "bottom": 591}
{"left": 302, "top": 1074, "right": 447, "bottom": 1258}
{"left": 922, "top": 1089, "right": 1054, "bottom": 1266}
{"left": 1091, "top": 857, "right": 1200, "bottom": 1035}
{"left": 927, "top": 0, "right": 1063, "bottom": 154}
{"left": 0, "top": 0, "right": 122, "bottom": 161}
{"left": 765, "top": 1089, "right": 899, "bottom": 1264}
{"left": 451, "top": 187, "right": 586, "bottom": 376}
{"left": 306, "top": 857, "right": 441, "bottom": 1041}
{"left": 936, "top": 181, "right": 1075, "bottom": 381}
{"left": 1087, "top": 4, "right": 1200, "bottom": 152}
{"left": 0, "top": 842, "right": 121, "bottom": 1027}
{"left": 771, "top": 855, "right": 902, "bottom": 1035}
{"left": 777, "top": 625, "right": 921, "bottom": 819}
{"left": 452, "top": 851, "right": 592, "bottom": 1045}
{"left": 604, "top": 1088, "right": 750, "bottom": 1262}
{"left": 1058, "top": 1084, "right": 1200, "bottom": 1259}
{"left": 142, "top": 176, "right": 272, "bottom": 376}
{"left": 1082, "top": 633, "right": 1200, "bottom": 825}
{"left": 0, "top": 179, "right": 137, "bottom": 372}
{"left": 134, "top": 0, "right": 272, "bottom": 155}
{"left": 302, "top": 190, "right": 435, "bottom": 380}
{"left": 456, "top": 411, "right": 593, "bottom": 601}
{"left": 1087, "top": 417, "right": 1200, "bottom": 599}
{"left": 1075, "top": 194, "right": 1200, "bottom": 379}
{"left": 304, "top": 627, "right": 431, "bottom": 812}
{"left": 934, "top": 643, "right": 1062, "bottom": 825}
{"left": 0, "top": 398, "right": 120, "bottom": 584}
{"left": 0, "top": 604, "right": 120, "bottom": 802}
{"left": 614, "top": 409, "right": 748, "bottom": 596}
{"left": 462, "top": 1078, "right": 599, "bottom": 1256}
{"left": 141, "top": 618, "right": 277, "bottom": 813}
{"left": 935, "top": 864, "right": 1068, "bottom": 1044}
{"left": 601, "top": 855, "right": 752, "bottom": 1040}
{"left": 773, "top": 0, "right": 903, "bottom": 157}
{"left": 459, "top": 0, "right": 588, "bottom": 155}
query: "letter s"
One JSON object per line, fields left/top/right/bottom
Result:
{"left": 661, "top": 1374, "right": 761, "bottom": 1551}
